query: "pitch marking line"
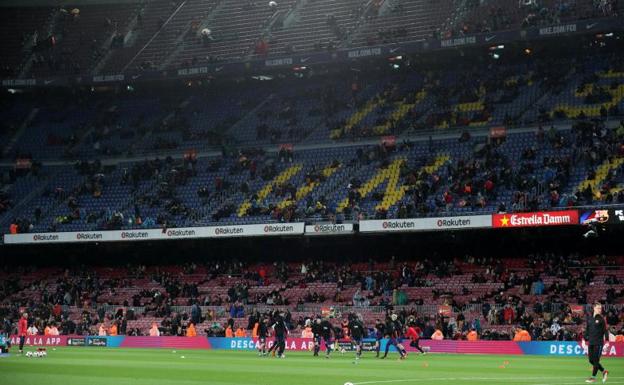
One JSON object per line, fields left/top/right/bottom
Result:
{"left": 352, "top": 377, "right": 623, "bottom": 385}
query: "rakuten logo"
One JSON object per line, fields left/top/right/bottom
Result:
{"left": 263, "top": 225, "right": 294, "bottom": 233}
{"left": 314, "top": 224, "right": 346, "bottom": 233}
{"left": 33, "top": 234, "right": 59, "bottom": 242}
{"left": 436, "top": 218, "right": 471, "bottom": 227}
{"left": 166, "top": 229, "right": 196, "bottom": 237}
{"left": 76, "top": 233, "right": 103, "bottom": 240}
{"left": 214, "top": 227, "right": 244, "bottom": 235}
{"left": 121, "top": 231, "right": 149, "bottom": 239}
{"left": 382, "top": 221, "right": 415, "bottom": 229}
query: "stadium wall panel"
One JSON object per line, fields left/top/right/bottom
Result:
{"left": 8, "top": 336, "right": 624, "bottom": 357}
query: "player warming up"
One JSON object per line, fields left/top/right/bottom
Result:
{"left": 320, "top": 317, "right": 334, "bottom": 358}
{"left": 258, "top": 318, "right": 269, "bottom": 356}
{"left": 381, "top": 314, "right": 407, "bottom": 360}
{"left": 18, "top": 313, "right": 28, "bottom": 354}
{"left": 582, "top": 303, "right": 609, "bottom": 383}
{"left": 374, "top": 319, "right": 384, "bottom": 358}
{"left": 349, "top": 314, "right": 365, "bottom": 361}
{"left": 267, "top": 316, "right": 288, "bottom": 358}
{"left": 312, "top": 318, "right": 323, "bottom": 356}
{"left": 406, "top": 321, "right": 425, "bottom": 354}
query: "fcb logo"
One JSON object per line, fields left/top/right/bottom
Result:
{"left": 581, "top": 210, "right": 610, "bottom": 225}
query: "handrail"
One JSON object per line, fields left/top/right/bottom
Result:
{"left": 121, "top": 0, "right": 188, "bottom": 72}
{"left": 64, "top": 302, "right": 624, "bottom": 318}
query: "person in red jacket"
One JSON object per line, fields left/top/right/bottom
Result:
{"left": 503, "top": 305, "right": 515, "bottom": 325}
{"left": 406, "top": 322, "right": 425, "bottom": 354}
{"left": 18, "top": 313, "right": 28, "bottom": 354}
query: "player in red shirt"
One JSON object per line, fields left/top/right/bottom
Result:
{"left": 18, "top": 313, "right": 28, "bottom": 354}
{"left": 406, "top": 322, "right": 425, "bottom": 354}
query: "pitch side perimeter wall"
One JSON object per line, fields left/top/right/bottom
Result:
{"left": 10, "top": 209, "right": 619, "bottom": 244}
{"left": 207, "top": 338, "right": 624, "bottom": 358}
{"left": 9, "top": 336, "right": 624, "bottom": 357}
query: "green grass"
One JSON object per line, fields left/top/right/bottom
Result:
{"left": 0, "top": 348, "right": 621, "bottom": 385}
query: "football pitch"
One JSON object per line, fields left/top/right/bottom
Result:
{"left": 0, "top": 348, "right": 620, "bottom": 385}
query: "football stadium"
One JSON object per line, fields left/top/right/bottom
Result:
{"left": 0, "top": 0, "right": 623, "bottom": 384}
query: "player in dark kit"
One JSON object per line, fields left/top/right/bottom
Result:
{"left": 582, "top": 303, "right": 609, "bottom": 383}
{"left": 2, "top": 315, "right": 11, "bottom": 352}
{"left": 258, "top": 318, "right": 269, "bottom": 356}
{"left": 374, "top": 319, "right": 385, "bottom": 358}
{"left": 349, "top": 314, "right": 366, "bottom": 361}
{"left": 312, "top": 318, "right": 323, "bottom": 356}
{"left": 275, "top": 317, "right": 289, "bottom": 358}
{"left": 268, "top": 316, "right": 288, "bottom": 358}
{"left": 320, "top": 318, "right": 334, "bottom": 358}
{"left": 381, "top": 314, "right": 407, "bottom": 360}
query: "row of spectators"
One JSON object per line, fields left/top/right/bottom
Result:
{"left": 4, "top": 115, "right": 623, "bottom": 234}
{"left": 4, "top": 303, "right": 623, "bottom": 342}
{"left": 461, "top": 0, "right": 621, "bottom": 36}
{"left": 1, "top": 252, "right": 622, "bottom": 340}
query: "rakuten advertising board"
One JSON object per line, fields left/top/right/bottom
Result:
{"left": 3, "top": 223, "right": 305, "bottom": 244}
{"left": 359, "top": 215, "right": 492, "bottom": 233}
{"left": 305, "top": 223, "right": 354, "bottom": 235}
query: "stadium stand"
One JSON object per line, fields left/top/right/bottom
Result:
{"left": 0, "top": 6, "right": 54, "bottom": 78}
{"left": 2, "top": 107, "right": 623, "bottom": 234}
{"left": 1, "top": 3, "right": 624, "bottom": 378}
{"left": 93, "top": 0, "right": 180, "bottom": 73}
{"left": 256, "top": 0, "right": 368, "bottom": 57}
{"left": 1, "top": 0, "right": 621, "bottom": 77}
{"left": 461, "top": 0, "right": 621, "bottom": 35}
{"left": 171, "top": 0, "right": 300, "bottom": 67}
{"left": 0, "top": 255, "right": 622, "bottom": 340}
{"left": 347, "top": 0, "right": 456, "bottom": 49}
{"left": 28, "top": 3, "right": 139, "bottom": 77}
